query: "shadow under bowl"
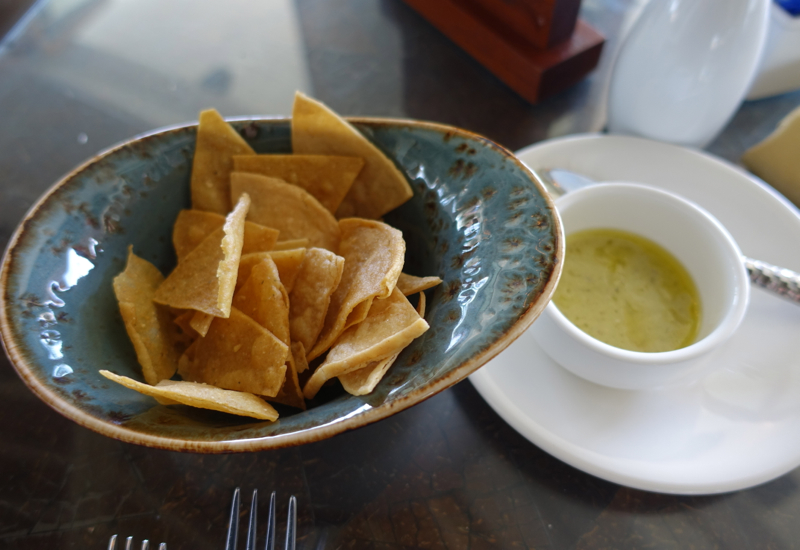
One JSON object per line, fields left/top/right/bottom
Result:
{"left": 0, "top": 117, "right": 562, "bottom": 452}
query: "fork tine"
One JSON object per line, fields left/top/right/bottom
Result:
{"left": 107, "top": 535, "right": 165, "bottom": 550}
{"left": 225, "top": 487, "right": 242, "bottom": 550}
{"left": 265, "top": 491, "right": 276, "bottom": 550}
{"left": 285, "top": 496, "right": 296, "bottom": 550}
{"left": 245, "top": 489, "right": 258, "bottom": 550}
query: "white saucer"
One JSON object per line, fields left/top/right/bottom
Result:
{"left": 469, "top": 134, "right": 800, "bottom": 495}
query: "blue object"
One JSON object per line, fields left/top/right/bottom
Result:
{"left": 776, "top": 0, "right": 800, "bottom": 16}
{"left": 0, "top": 117, "right": 562, "bottom": 451}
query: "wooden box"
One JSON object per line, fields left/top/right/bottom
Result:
{"left": 403, "top": 0, "right": 605, "bottom": 103}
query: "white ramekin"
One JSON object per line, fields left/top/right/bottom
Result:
{"left": 532, "top": 183, "right": 750, "bottom": 390}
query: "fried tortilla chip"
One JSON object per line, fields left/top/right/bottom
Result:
{"left": 396, "top": 273, "right": 442, "bottom": 296}
{"left": 292, "top": 92, "right": 413, "bottom": 219}
{"left": 308, "top": 218, "right": 405, "bottom": 360}
{"left": 99, "top": 370, "right": 279, "bottom": 421}
{"left": 288, "top": 248, "right": 345, "bottom": 352}
{"left": 268, "top": 342, "right": 306, "bottom": 410}
{"left": 178, "top": 308, "right": 288, "bottom": 397}
{"left": 233, "top": 154, "right": 364, "bottom": 214}
{"left": 154, "top": 194, "right": 250, "bottom": 317}
{"left": 303, "top": 288, "right": 429, "bottom": 399}
{"left": 113, "top": 247, "right": 180, "bottom": 385}
{"left": 233, "top": 257, "right": 290, "bottom": 345}
{"left": 173, "top": 310, "right": 199, "bottom": 341}
{"left": 338, "top": 354, "right": 398, "bottom": 396}
{"left": 231, "top": 172, "right": 340, "bottom": 252}
{"left": 189, "top": 311, "right": 215, "bottom": 337}
{"left": 273, "top": 238, "right": 309, "bottom": 251}
{"left": 173, "top": 209, "right": 279, "bottom": 261}
{"left": 237, "top": 249, "right": 307, "bottom": 293}
{"left": 191, "top": 109, "right": 255, "bottom": 214}
{"left": 339, "top": 292, "right": 426, "bottom": 396}
{"left": 292, "top": 341, "right": 310, "bottom": 374}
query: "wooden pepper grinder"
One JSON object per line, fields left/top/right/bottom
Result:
{"left": 402, "top": 0, "right": 605, "bottom": 103}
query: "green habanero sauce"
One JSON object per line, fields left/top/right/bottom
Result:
{"left": 553, "top": 228, "right": 701, "bottom": 353}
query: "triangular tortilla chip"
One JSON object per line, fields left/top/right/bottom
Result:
{"left": 233, "top": 257, "right": 290, "bottom": 345}
{"left": 268, "top": 342, "right": 306, "bottom": 410}
{"left": 303, "top": 288, "right": 429, "bottom": 399}
{"left": 231, "top": 172, "right": 340, "bottom": 252}
{"left": 154, "top": 195, "right": 250, "bottom": 317}
{"left": 308, "top": 218, "right": 405, "bottom": 360}
{"left": 396, "top": 273, "right": 442, "bottom": 296}
{"left": 273, "top": 238, "right": 309, "bottom": 251}
{"left": 338, "top": 354, "right": 399, "bottom": 396}
{"left": 173, "top": 209, "right": 279, "bottom": 261}
{"left": 178, "top": 308, "right": 288, "bottom": 397}
{"left": 339, "top": 292, "right": 426, "bottom": 396}
{"left": 288, "top": 248, "right": 345, "bottom": 352}
{"left": 99, "top": 370, "right": 278, "bottom": 421}
{"left": 237, "top": 249, "right": 307, "bottom": 293}
{"left": 189, "top": 311, "right": 215, "bottom": 337}
{"left": 292, "top": 341, "right": 310, "bottom": 374}
{"left": 113, "top": 247, "right": 180, "bottom": 385}
{"left": 291, "top": 92, "right": 413, "bottom": 219}
{"left": 191, "top": 109, "right": 255, "bottom": 214}
{"left": 233, "top": 154, "right": 364, "bottom": 214}
{"left": 173, "top": 310, "right": 200, "bottom": 341}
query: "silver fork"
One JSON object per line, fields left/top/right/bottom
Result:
{"left": 225, "top": 487, "right": 297, "bottom": 550}
{"left": 107, "top": 534, "right": 166, "bottom": 550}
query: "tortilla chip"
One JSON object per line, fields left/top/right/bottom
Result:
{"left": 273, "top": 238, "right": 309, "bottom": 251}
{"left": 233, "top": 154, "right": 364, "bottom": 214}
{"left": 288, "top": 248, "right": 345, "bottom": 352}
{"left": 99, "top": 370, "right": 278, "bottom": 421}
{"left": 173, "top": 209, "right": 279, "bottom": 261}
{"left": 303, "top": 288, "right": 429, "bottom": 399}
{"left": 154, "top": 194, "right": 250, "bottom": 317}
{"left": 339, "top": 292, "right": 425, "bottom": 396}
{"left": 292, "top": 341, "right": 310, "bottom": 374}
{"left": 308, "top": 218, "right": 405, "bottom": 360}
{"left": 178, "top": 308, "right": 288, "bottom": 397}
{"left": 292, "top": 92, "right": 413, "bottom": 219}
{"left": 191, "top": 109, "right": 255, "bottom": 214}
{"left": 268, "top": 342, "right": 306, "bottom": 410}
{"left": 189, "top": 311, "right": 215, "bottom": 337}
{"left": 233, "top": 257, "right": 290, "bottom": 345}
{"left": 173, "top": 310, "right": 199, "bottom": 341}
{"left": 237, "top": 249, "right": 307, "bottom": 293}
{"left": 231, "top": 172, "right": 340, "bottom": 252}
{"left": 113, "top": 247, "right": 180, "bottom": 385}
{"left": 338, "top": 354, "right": 399, "bottom": 396}
{"left": 396, "top": 273, "right": 442, "bottom": 296}
{"left": 416, "top": 291, "right": 426, "bottom": 317}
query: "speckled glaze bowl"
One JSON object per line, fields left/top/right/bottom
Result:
{"left": 0, "top": 117, "right": 562, "bottom": 452}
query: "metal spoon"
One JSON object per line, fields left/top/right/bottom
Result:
{"left": 533, "top": 167, "right": 800, "bottom": 306}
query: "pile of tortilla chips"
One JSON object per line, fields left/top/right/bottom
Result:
{"left": 101, "top": 92, "right": 442, "bottom": 421}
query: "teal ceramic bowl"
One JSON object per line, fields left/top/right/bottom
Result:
{"left": 0, "top": 117, "right": 562, "bottom": 452}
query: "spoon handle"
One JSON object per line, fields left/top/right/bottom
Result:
{"left": 744, "top": 257, "right": 800, "bottom": 305}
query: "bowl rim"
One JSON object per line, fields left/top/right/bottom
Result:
{"left": 0, "top": 116, "right": 563, "bottom": 453}
{"left": 546, "top": 181, "right": 749, "bottom": 365}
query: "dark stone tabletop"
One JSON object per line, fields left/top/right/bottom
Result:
{"left": 2, "top": 0, "right": 800, "bottom": 548}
